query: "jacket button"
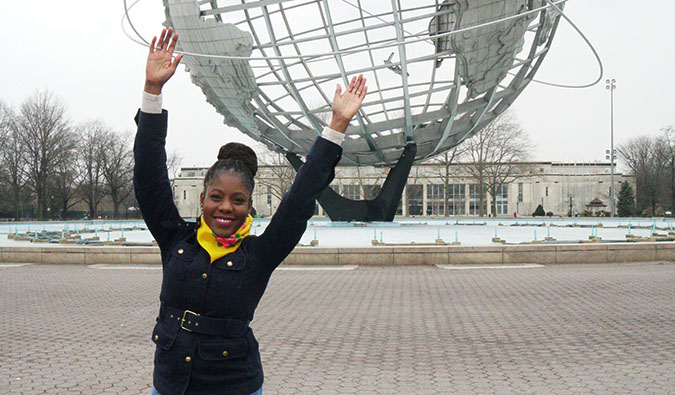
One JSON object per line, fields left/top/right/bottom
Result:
{"left": 178, "top": 249, "right": 184, "bottom": 254}
{"left": 227, "top": 261, "right": 233, "bottom": 267}
{"left": 222, "top": 350, "right": 228, "bottom": 357}
{"left": 202, "top": 273, "right": 208, "bottom": 279}
{"left": 154, "top": 335, "right": 159, "bottom": 341}
{"left": 185, "top": 356, "right": 192, "bottom": 363}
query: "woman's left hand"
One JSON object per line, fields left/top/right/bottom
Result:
{"left": 144, "top": 28, "right": 183, "bottom": 95}
{"left": 329, "top": 74, "right": 367, "bottom": 133}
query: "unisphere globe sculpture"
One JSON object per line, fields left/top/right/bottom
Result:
{"left": 162, "top": 0, "right": 566, "bottom": 221}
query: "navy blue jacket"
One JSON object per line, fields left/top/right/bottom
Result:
{"left": 133, "top": 110, "right": 341, "bottom": 395}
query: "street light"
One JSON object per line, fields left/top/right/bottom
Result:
{"left": 606, "top": 78, "right": 617, "bottom": 217}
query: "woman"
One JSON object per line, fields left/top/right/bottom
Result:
{"left": 134, "top": 28, "right": 367, "bottom": 395}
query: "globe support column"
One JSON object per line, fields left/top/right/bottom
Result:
{"left": 286, "top": 143, "right": 417, "bottom": 222}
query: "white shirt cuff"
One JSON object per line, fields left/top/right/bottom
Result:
{"left": 141, "top": 91, "right": 163, "bottom": 114}
{"left": 320, "top": 126, "right": 345, "bottom": 146}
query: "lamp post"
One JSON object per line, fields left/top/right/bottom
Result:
{"left": 606, "top": 78, "right": 616, "bottom": 217}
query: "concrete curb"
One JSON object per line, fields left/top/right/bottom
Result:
{"left": 1, "top": 242, "right": 674, "bottom": 265}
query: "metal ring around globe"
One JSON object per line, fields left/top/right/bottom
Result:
{"left": 122, "top": 0, "right": 151, "bottom": 47}
{"left": 524, "top": 0, "right": 603, "bottom": 89}
{"left": 123, "top": 0, "right": 569, "bottom": 62}
{"left": 127, "top": 0, "right": 600, "bottom": 168}
{"left": 123, "top": 0, "right": 601, "bottom": 90}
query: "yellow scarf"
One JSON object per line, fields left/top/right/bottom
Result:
{"left": 196, "top": 215, "right": 252, "bottom": 263}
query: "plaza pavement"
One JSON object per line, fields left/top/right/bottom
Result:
{"left": 0, "top": 262, "right": 673, "bottom": 394}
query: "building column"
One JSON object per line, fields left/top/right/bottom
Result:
{"left": 422, "top": 183, "right": 428, "bottom": 216}
{"left": 464, "top": 183, "right": 470, "bottom": 215}
{"left": 402, "top": 186, "right": 408, "bottom": 216}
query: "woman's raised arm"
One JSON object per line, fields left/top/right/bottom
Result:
{"left": 253, "top": 76, "right": 367, "bottom": 269}
{"left": 133, "top": 28, "right": 185, "bottom": 251}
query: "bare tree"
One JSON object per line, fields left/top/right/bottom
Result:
{"left": 256, "top": 144, "right": 296, "bottom": 203}
{"left": 618, "top": 135, "right": 666, "bottom": 215}
{"left": 51, "top": 154, "right": 82, "bottom": 219}
{"left": 77, "top": 120, "right": 108, "bottom": 218}
{"left": 0, "top": 102, "right": 29, "bottom": 219}
{"left": 167, "top": 148, "right": 183, "bottom": 180}
{"left": 16, "top": 91, "right": 76, "bottom": 218}
{"left": 661, "top": 126, "right": 675, "bottom": 212}
{"left": 355, "top": 166, "right": 387, "bottom": 200}
{"left": 462, "top": 112, "right": 533, "bottom": 217}
{"left": 101, "top": 130, "right": 134, "bottom": 218}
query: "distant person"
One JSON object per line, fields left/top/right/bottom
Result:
{"left": 134, "top": 28, "right": 367, "bottom": 395}
{"left": 513, "top": 211, "right": 517, "bottom": 218}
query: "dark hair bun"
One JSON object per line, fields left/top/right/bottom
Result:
{"left": 217, "top": 143, "right": 258, "bottom": 177}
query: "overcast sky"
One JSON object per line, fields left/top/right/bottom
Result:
{"left": 1, "top": 0, "right": 672, "bottom": 170}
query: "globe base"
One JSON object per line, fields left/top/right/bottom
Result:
{"left": 286, "top": 144, "right": 417, "bottom": 222}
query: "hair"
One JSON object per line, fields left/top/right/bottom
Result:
{"left": 203, "top": 142, "right": 258, "bottom": 196}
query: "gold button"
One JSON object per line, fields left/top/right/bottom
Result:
{"left": 154, "top": 335, "right": 159, "bottom": 341}
{"left": 185, "top": 356, "right": 191, "bottom": 363}
{"left": 222, "top": 350, "right": 228, "bottom": 357}
{"left": 178, "top": 249, "right": 184, "bottom": 254}
{"left": 227, "top": 261, "right": 233, "bottom": 267}
{"left": 202, "top": 273, "right": 207, "bottom": 279}
{"left": 170, "top": 314, "right": 174, "bottom": 318}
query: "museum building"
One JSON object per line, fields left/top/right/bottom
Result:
{"left": 172, "top": 161, "right": 631, "bottom": 219}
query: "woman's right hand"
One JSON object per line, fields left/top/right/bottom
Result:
{"left": 144, "top": 28, "right": 184, "bottom": 95}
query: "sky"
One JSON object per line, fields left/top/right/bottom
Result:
{"left": 1, "top": 0, "right": 673, "bottom": 170}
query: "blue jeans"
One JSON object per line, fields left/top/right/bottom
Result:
{"left": 152, "top": 386, "right": 262, "bottom": 395}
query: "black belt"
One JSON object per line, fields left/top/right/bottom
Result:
{"left": 160, "top": 305, "right": 250, "bottom": 337}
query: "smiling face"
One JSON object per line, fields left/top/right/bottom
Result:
{"left": 200, "top": 171, "right": 252, "bottom": 237}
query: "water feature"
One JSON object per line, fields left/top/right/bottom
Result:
{"left": 1, "top": 218, "right": 672, "bottom": 247}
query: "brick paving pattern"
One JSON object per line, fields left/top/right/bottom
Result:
{"left": 1, "top": 262, "right": 673, "bottom": 394}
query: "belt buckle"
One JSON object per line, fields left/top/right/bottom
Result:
{"left": 181, "top": 310, "right": 200, "bottom": 332}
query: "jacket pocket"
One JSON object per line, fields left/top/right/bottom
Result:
{"left": 212, "top": 253, "right": 246, "bottom": 271}
{"left": 164, "top": 242, "right": 195, "bottom": 284}
{"left": 198, "top": 337, "right": 248, "bottom": 361}
{"left": 151, "top": 321, "right": 177, "bottom": 350}
{"left": 170, "top": 242, "right": 195, "bottom": 263}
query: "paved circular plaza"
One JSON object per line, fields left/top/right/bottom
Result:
{"left": 1, "top": 262, "right": 673, "bottom": 394}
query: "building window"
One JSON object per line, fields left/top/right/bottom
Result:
{"left": 495, "top": 184, "right": 508, "bottom": 215}
{"left": 545, "top": 186, "right": 549, "bottom": 197}
{"left": 426, "top": 184, "right": 445, "bottom": 215}
{"left": 447, "top": 184, "right": 466, "bottom": 215}
{"left": 518, "top": 183, "right": 523, "bottom": 203}
{"left": 469, "top": 184, "right": 486, "bottom": 216}
{"left": 407, "top": 184, "right": 423, "bottom": 216}
{"left": 188, "top": 171, "right": 195, "bottom": 177}
{"left": 342, "top": 184, "right": 361, "bottom": 200}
